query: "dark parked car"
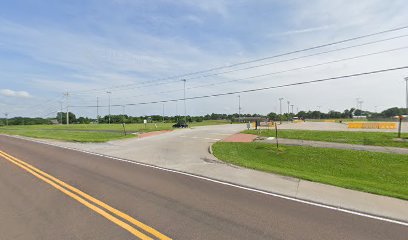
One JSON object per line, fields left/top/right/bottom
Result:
{"left": 172, "top": 121, "right": 189, "bottom": 128}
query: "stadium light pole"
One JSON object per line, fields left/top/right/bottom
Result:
{"left": 238, "top": 95, "right": 241, "bottom": 123}
{"left": 405, "top": 77, "right": 408, "bottom": 109}
{"left": 182, "top": 79, "right": 187, "bottom": 123}
{"left": 279, "top": 98, "right": 283, "bottom": 124}
{"left": 59, "top": 101, "right": 63, "bottom": 124}
{"left": 162, "top": 103, "right": 165, "bottom": 122}
{"left": 96, "top": 96, "right": 99, "bottom": 124}
{"left": 107, "top": 91, "right": 112, "bottom": 124}
{"left": 64, "top": 92, "right": 69, "bottom": 125}
{"left": 287, "top": 101, "right": 290, "bottom": 122}
{"left": 4, "top": 113, "right": 8, "bottom": 126}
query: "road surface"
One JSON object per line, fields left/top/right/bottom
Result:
{"left": 0, "top": 135, "right": 407, "bottom": 239}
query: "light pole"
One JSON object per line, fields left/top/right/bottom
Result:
{"left": 107, "top": 91, "right": 111, "bottom": 124}
{"left": 4, "top": 113, "right": 8, "bottom": 126}
{"left": 64, "top": 92, "right": 69, "bottom": 125}
{"left": 182, "top": 79, "right": 187, "bottom": 123}
{"left": 279, "top": 98, "right": 283, "bottom": 124}
{"left": 405, "top": 77, "right": 408, "bottom": 109}
{"left": 238, "top": 95, "right": 241, "bottom": 123}
{"left": 290, "top": 105, "right": 294, "bottom": 115}
{"left": 162, "top": 103, "right": 165, "bottom": 122}
{"left": 96, "top": 96, "right": 99, "bottom": 124}
{"left": 317, "top": 105, "right": 322, "bottom": 119}
{"left": 59, "top": 101, "right": 63, "bottom": 124}
{"left": 287, "top": 101, "right": 290, "bottom": 122}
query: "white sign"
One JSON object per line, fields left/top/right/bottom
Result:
{"left": 143, "top": 119, "right": 147, "bottom": 124}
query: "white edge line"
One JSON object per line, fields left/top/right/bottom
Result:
{"left": 1, "top": 134, "right": 408, "bottom": 227}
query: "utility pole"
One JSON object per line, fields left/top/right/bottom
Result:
{"left": 355, "top": 98, "right": 360, "bottom": 110}
{"left": 64, "top": 92, "right": 69, "bottom": 125}
{"left": 238, "top": 95, "right": 241, "bottom": 123}
{"left": 59, "top": 101, "right": 63, "bottom": 124}
{"left": 405, "top": 77, "right": 408, "bottom": 109}
{"left": 4, "top": 113, "right": 8, "bottom": 126}
{"left": 290, "top": 105, "right": 294, "bottom": 114}
{"left": 96, "top": 96, "right": 99, "bottom": 124}
{"left": 317, "top": 105, "right": 322, "bottom": 119}
{"left": 182, "top": 79, "right": 187, "bottom": 123}
{"left": 287, "top": 101, "right": 290, "bottom": 122}
{"left": 107, "top": 91, "right": 112, "bottom": 124}
{"left": 162, "top": 103, "right": 165, "bottom": 122}
{"left": 279, "top": 98, "right": 283, "bottom": 124}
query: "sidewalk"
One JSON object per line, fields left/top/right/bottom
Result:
{"left": 258, "top": 138, "right": 408, "bottom": 154}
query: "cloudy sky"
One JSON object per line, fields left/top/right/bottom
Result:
{"left": 1, "top": 0, "right": 408, "bottom": 118}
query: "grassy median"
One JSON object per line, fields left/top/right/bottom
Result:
{"left": 243, "top": 129, "right": 408, "bottom": 148}
{"left": 212, "top": 142, "right": 408, "bottom": 200}
{"left": 0, "top": 120, "right": 232, "bottom": 142}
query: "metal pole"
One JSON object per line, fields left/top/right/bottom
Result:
{"left": 59, "top": 101, "right": 63, "bottom": 124}
{"left": 96, "top": 96, "right": 99, "bottom": 124}
{"left": 238, "top": 95, "right": 241, "bottom": 123}
{"left": 279, "top": 98, "right": 283, "bottom": 124}
{"left": 64, "top": 92, "right": 69, "bottom": 125}
{"left": 405, "top": 77, "right": 408, "bottom": 109}
{"left": 162, "top": 103, "right": 165, "bottom": 122}
{"left": 182, "top": 79, "right": 186, "bottom": 123}
{"left": 107, "top": 91, "right": 111, "bottom": 124}
{"left": 291, "top": 105, "right": 294, "bottom": 114}
{"left": 287, "top": 101, "right": 290, "bottom": 122}
{"left": 4, "top": 113, "right": 8, "bottom": 126}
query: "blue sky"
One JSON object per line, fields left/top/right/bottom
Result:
{"left": 1, "top": 0, "right": 408, "bottom": 118}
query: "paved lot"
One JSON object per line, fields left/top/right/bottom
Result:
{"left": 258, "top": 138, "right": 408, "bottom": 154}
{"left": 0, "top": 134, "right": 407, "bottom": 239}
{"left": 278, "top": 121, "right": 408, "bottom": 132}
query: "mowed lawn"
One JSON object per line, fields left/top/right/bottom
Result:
{"left": 213, "top": 142, "right": 408, "bottom": 200}
{"left": 0, "top": 120, "right": 232, "bottom": 142}
{"left": 243, "top": 129, "right": 408, "bottom": 148}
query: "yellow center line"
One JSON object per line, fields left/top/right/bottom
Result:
{"left": 0, "top": 150, "right": 171, "bottom": 240}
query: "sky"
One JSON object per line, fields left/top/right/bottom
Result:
{"left": 1, "top": 0, "right": 408, "bottom": 118}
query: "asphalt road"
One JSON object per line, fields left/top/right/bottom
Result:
{"left": 0, "top": 135, "right": 407, "bottom": 240}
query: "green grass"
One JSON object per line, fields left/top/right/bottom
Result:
{"left": 243, "top": 129, "right": 408, "bottom": 148}
{"left": 0, "top": 120, "right": 232, "bottom": 142}
{"left": 213, "top": 142, "right": 408, "bottom": 200}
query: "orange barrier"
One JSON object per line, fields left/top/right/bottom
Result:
{"left": 347, "top": 122, "right": 396, "bottom": 129}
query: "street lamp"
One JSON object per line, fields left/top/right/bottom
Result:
{"left": 107, "top": 91, "right": 112, "bottom": 124}
{"left": 182, "top": 79, "right": 187, "bottom": 123}
{"left": 4, "top": 113, "right": 8, "bottom": 126}
{"left": 279, "top": 98, "right": 283, "bottom": 124}
{"left": 238, "top": 95, "right": 241, "bottom": 123}
{"left": 405, "top": 77, "right": 408, "bottom": 109}
{"left": 287, "top": 101, "right": 290, "bottom": 122}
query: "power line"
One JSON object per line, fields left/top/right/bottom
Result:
{"left": 69, "top": 25, "right": 408, "bottom": 95}
{"left": 184, "top": 34, "right": 408, "bottom": 81}
{"left": 69, "top": 66, "right": 408, "bottom": 108}
{"left": 80, "top": 45, "right": 407, "bottom": 103}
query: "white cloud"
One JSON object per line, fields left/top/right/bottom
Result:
{"left": 0, "top": 89, "right": 31, "bottom": 98}
{"left": 270, "top": 25, "right": 332, "bottom": 37}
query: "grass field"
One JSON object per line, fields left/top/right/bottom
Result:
{"left": 243, "top": 129, "right": 408, "bottom": 148}
{"left": 212, "top": 142, "right": 408, "bottom": 200}
{"left": 0, "top": 120, "right": 231, "bottom": 142}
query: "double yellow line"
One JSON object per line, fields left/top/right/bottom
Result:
{"left": 0, "top": 150, "right": 171, "bottom": 240}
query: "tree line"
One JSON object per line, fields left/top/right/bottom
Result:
{"left": 0, "top": 107, "right": 406, "bottom": 126}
